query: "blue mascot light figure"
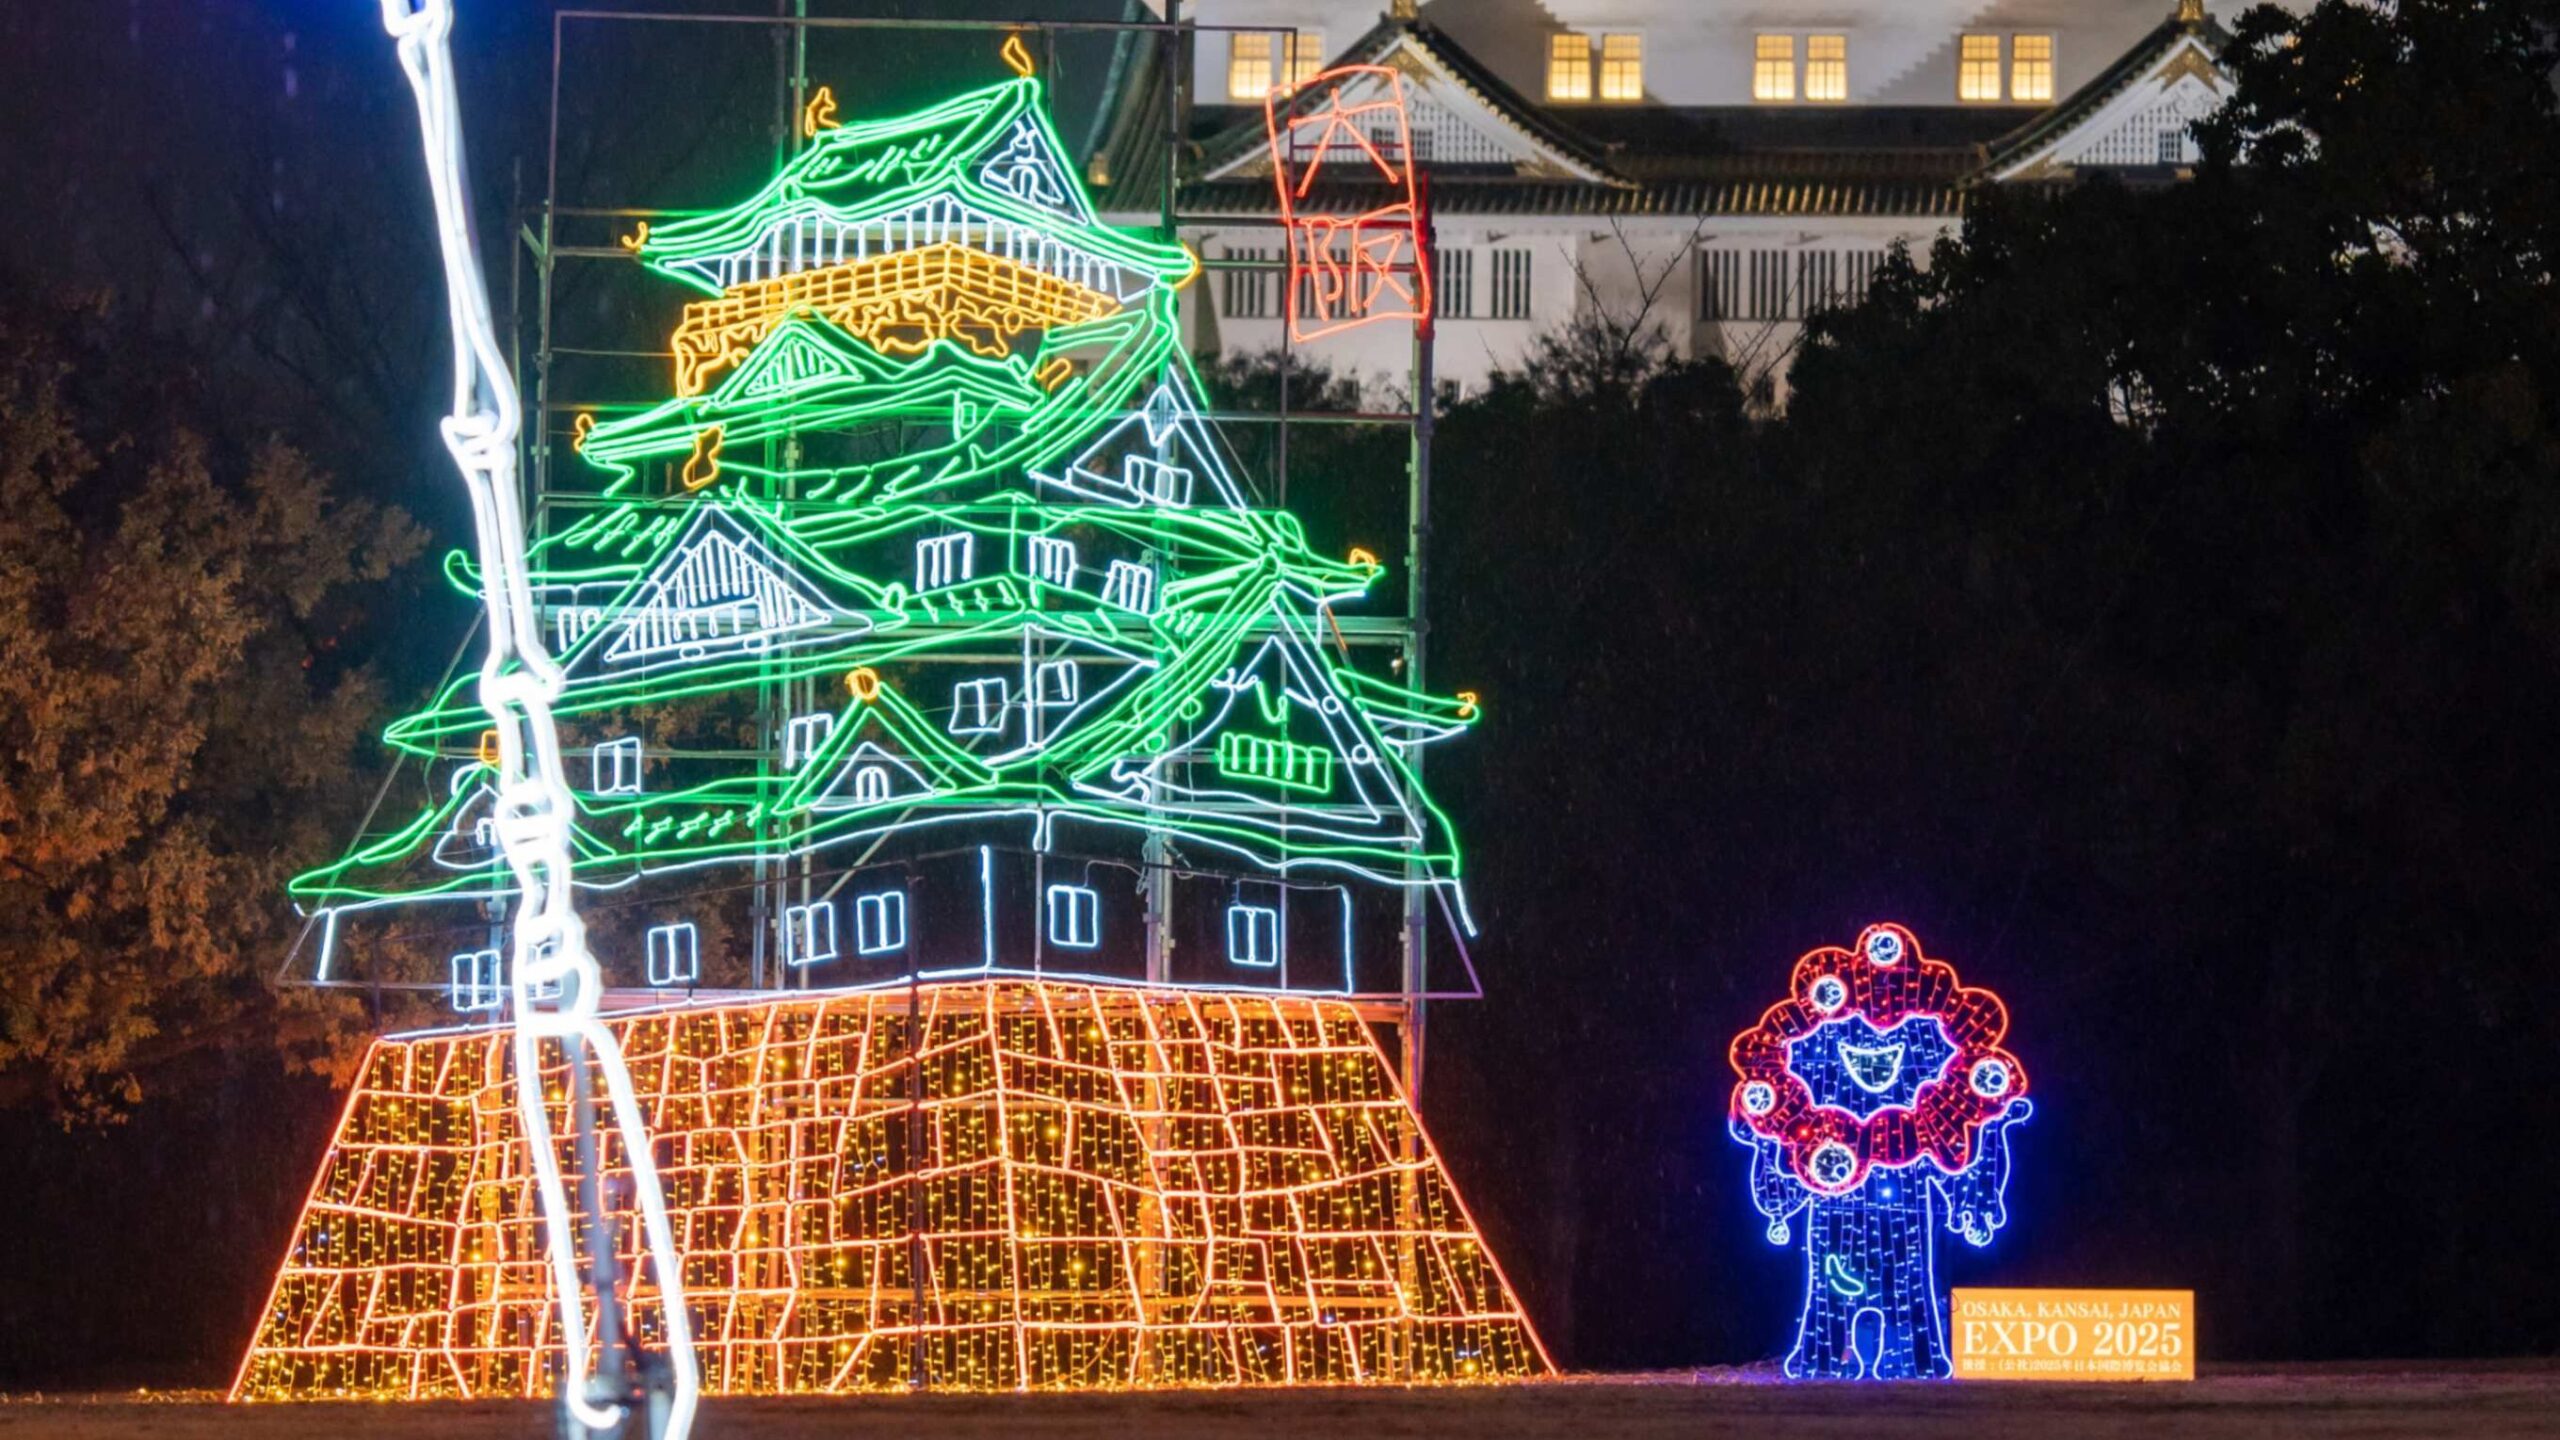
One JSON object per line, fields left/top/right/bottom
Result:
{"left": 1728, "top": 923, "right": 2031, "bottom": 1379}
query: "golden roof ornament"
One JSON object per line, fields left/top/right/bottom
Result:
{"left": 1391, "top": 0, "right": 1418, "bottom": 20}
{"left": 2178, "top": 0, "right": 2205, "bottom": 24}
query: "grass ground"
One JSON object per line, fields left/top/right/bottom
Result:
{"left": 4, "top": 1365, "right": 2556, "bottom": 1438}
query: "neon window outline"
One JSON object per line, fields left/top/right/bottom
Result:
{"left": 1046, "top": 884, "right": 1100, "bottom": 949}
{"left": 854, "top": 891, "right": 908, "bottom": 955}
{"left": 1035, "top": 659, "right": 1080, "bottom": 707}
{"left": 784, "top": 901, "right": 839, "bottom": 966}
{"left": 917, "top": 533, "right": 976, "bottom": 590}
{"left": 449, "top": 948, "right": 502, "bottom": 1012}
{"left": 951, "top": 677, "right": 1010, "bottom": 735}
{"left": 1028, "top": 535, "right": 1077, "bottom": 587}
{"left": 1226, "top": 903, "right": 1280, "bottom": 967}
{"left": 1099, "top": 560, "right": 1156, "bottom": 612}
{"left": 645, "top": 922, "right": 700, "bottom": 987}
{"left": 592, "top": 736, "right": 643, "bottom": 795}
{"left": 783, "top": 712, "right": 835, "bottom": 769}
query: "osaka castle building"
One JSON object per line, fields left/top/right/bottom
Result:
{"left": 237, "top": 57, "right": 1548, "bottom": 1402}
{"left": 1084, "top": 0, "right": 2248, "bottom": 397}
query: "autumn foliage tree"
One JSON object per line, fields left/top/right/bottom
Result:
{"left": 0, "top": 289, "right": 422, "bottom": 1117}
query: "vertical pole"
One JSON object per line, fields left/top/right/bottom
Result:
{"left": 570, "top": 1047, "right": 630, "bottom": 1412}
{"left": 1133, "top": 8, "right": 1186, "bottom": 1384}
{"left": 1401, "top": 172, "right": 1434, "bottom": 1097}
{"left": 1143, "top": 0, "right": 1183, "bottom": 992}
{"left": 1396, "top": 168, "right": 1435, "bottom": 1381}
{"left": 787, "top": 0, "right": 812, "bottom": 992}
{"left": 906, "top": 966, "right": 929, "bottom": 1389}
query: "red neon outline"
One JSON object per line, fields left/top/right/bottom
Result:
{"left": 1727, "top": 923, "right": 2029, "bottom": 1195}
{"left": 1265, "top": 66, "right": 1433, "bottom": 343}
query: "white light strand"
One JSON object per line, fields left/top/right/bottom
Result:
{"left": 376, "top": 3, "right": 699, "bottom": 1434}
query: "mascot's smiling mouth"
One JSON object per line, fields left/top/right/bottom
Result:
{"left": 1841, "top": 1041, "right": 1907, "bottom": 1094}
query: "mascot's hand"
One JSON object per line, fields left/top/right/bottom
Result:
{"left": 1955, "top": 1210, "right": 1994, "bottom": 1248}
{"left": 1766, "top": 1220, "right": 1791, "bottom": 1246}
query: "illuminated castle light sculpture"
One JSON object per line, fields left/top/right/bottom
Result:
{"left": 1727, "top": 923, "right": 2031, "bottom": 1380}
{"left": 232, "top": 57, "right": 1545, "bottom": 1400}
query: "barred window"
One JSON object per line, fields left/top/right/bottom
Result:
{"left": 1489, "top": 249, "right": 1533, "bottom": 320}
{"left": 1698, "top": 250, "right": 1742, "bottom": 322}
{"left": 1798, "top": 251, "right": 1839, "bottom": 314}
{"left": 1437, "top": 248, "right": 1474, "bottom": 319}
{"left": 1703, "top": 249, "right": 1891, "bottom": 323}
{"left": 1220, "top": 246, "right": 1274, "bottom": 319}
{"left": 1749, "top": 250, "right": 1790, "bottom": 320}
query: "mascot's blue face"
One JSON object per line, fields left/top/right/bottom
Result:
{"left": 1787, "top": 1014, "right": 1957, "bottom": 1118}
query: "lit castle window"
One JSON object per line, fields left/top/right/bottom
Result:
{"left": 1547, "top": 32, "right": 1591, "bottom": 101}
{"left": 1960, "top": 34, "right": 2003, "bottom": 101}
{"left": 1806, "top": 35, "right": 1848, "bottom": 103}
{"left": 1754, "top": 35, "right": 1796, "bottom": 102}
{"left": 449, "top": 948, "right": 502, "bottom": 1012}
{"left": 2012, "top": 34, "right": 2055, "bottom": 103}
{"left": 1598, "top": 34, "right": 1643, "bottom": 102}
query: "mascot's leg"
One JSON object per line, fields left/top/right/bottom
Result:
{"left": 1864, "top": 1193, "right": 1950, "bottom": 1380}
{"left": 1786, "top": 1196, "right": 1866, "bottom": 1379}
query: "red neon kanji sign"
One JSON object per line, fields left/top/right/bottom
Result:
{"left": 1265, "top": 65, "right": 1432, "bottom": 343}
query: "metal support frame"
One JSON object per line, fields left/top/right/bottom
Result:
{"left": 402, "top": 5, "right": 1461, "bottom": 1397}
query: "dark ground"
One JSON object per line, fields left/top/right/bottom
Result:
{"left": 5, "top": 1366, "right": 2558, "bottom": 1439}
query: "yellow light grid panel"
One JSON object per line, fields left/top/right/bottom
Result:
{"left": 670, "top": 243, "right": 1122, "bottom": 395}
{"left": 232, "top": 981, "right": 1550, "bottom": 1400}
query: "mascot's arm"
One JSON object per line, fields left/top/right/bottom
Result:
{"left": 1730, "top": 1116, "right": 1811, "bottom": 1244}
{"left": 1935, "top": 1098, "right": 2033, "bottom": 1247}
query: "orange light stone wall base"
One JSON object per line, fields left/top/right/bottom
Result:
{"left": 232, "top": 980, "right": 1548, "bottom": 1400}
